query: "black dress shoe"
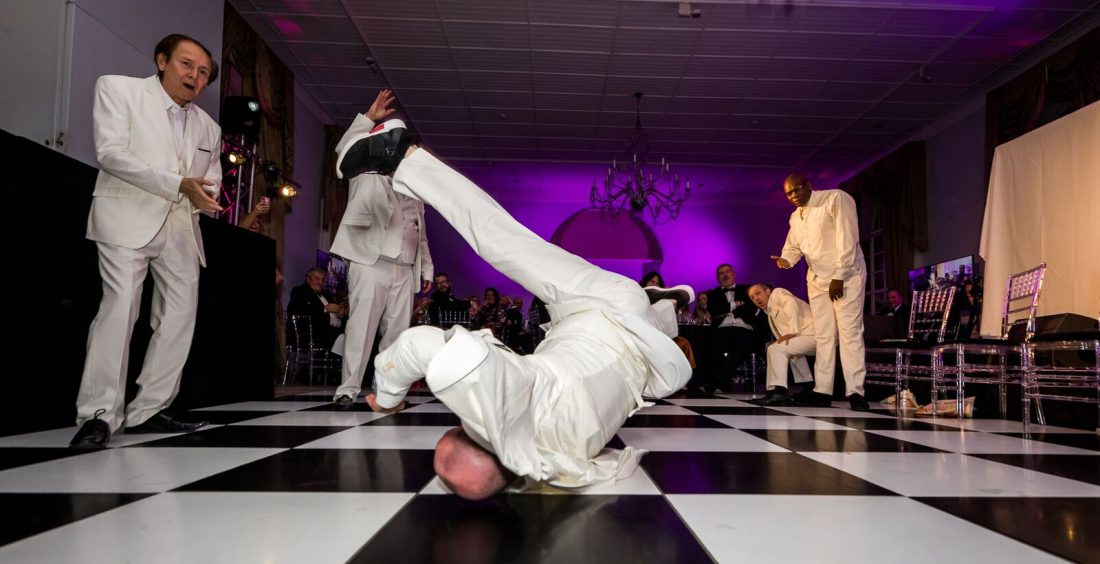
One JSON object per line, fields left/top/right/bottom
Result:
{"left": 338, "top": 119, "right": 417, "bottom": 178}
{"left": 334, "top": 394, "right": 355, "bottom": 409}
{"left": 848, "top": 393, "right": 871, "bottom": 412}
{"left": 792, "top": 385, "right": 816, "bottom": 402}
{"left": 643, "top": 285, "right": 695, "bottom": 308}
{"left": 793, "top": 391, "right": 834, "bottom": 407}
{"left": 69, "top": 418, "right": 110, "bottom": 449}
{"left": 752, "top": 388, "right": 793, "bottom": 406}
{"left": 126, "top": 411, "right": 208, "bottom": 434}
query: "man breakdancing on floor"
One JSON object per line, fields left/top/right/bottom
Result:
{"left": 338, "top": 118, "right": 693, "bottom": 500}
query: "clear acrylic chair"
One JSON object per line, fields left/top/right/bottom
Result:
{"left": 930, "top": 263, "right": 1046, "bottom": 419}
{"left": 1022, "top": 329, "right": 1099, "bottom": 433}
{"left": 865, "top": 286, "right": 957, "bottom": 406}
{"left": 282, "top": 313, "right": 341, "bottom": 386}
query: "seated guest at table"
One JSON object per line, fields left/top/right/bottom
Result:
{"left": 878, "top": 289, "right": 910, "bottom": 338}
{"left": 427, "top": 272, "right": 474, "bottom": 325}
{"left": 287, "top": 268, "right": 346, "bottom": 350}
{"left": 747, "top": 284, "right": 816, "bottom": 406}
{"left": 694, "top": 264, "right": 766, "bottom": 394}
{"left": 640, "top": 271, "right": 665, "bottom": 288}
{"left": 692, "top": 292, "right": 712, "bottom": 325}
{"left": 475, "top": 287, "right": 507, "bottom": 338}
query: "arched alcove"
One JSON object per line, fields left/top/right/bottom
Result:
{"left": 550, "top": 208, "right": 663, "bottom": 280}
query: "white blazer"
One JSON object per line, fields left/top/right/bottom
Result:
{"left": 86, "top": 75, "right": 221, "bottom": 265}
{"left": 330, "top": 113, "right": 432, "bottom": 283}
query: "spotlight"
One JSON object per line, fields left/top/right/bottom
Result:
{"left": 278, "top": 181, "right": 297, "bottom": 199}
{"left": 263, "top": 163, "right": 280, "bottom": 183}
{"left": 221, "top": 96, "right": 263, "bottom": 138}
{"left": 226, "top": 150, "right": 247, "bottom": 166}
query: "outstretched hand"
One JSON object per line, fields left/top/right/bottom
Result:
{"left": 365, "top": 393, "right": 406, "bottom": 414}
{"left": 366, "top": 89, "right": 396, "bottom": 122}
{"left": 770, "top": 255, "right": 791, "bottom": 269}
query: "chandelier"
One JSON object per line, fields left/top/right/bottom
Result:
{"left": 590, "top": 92, "right": 690, "bottom": 221}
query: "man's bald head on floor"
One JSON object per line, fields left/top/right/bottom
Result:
{"left": 434, "top": 427, "right": 514, "bottom": 500}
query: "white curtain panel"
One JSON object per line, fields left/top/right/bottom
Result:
{"left": 979, "top": 101, "right": 1100, "bottom": 337}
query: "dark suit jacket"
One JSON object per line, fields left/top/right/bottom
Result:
{"left": 704, "top": 285, "right": 770, "bottom": 337}
{"left": 287, "top": 284, "right": 343, "bottom": 349}
{"left": 427, "top": 291, "right": 472, "bottom": 325}
{"left": 879, "top": 303, "right": 911, "bottom": 337}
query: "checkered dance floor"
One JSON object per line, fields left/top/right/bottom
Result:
{"left": 1, "top": 390, "right": 1097, "bottom": 563}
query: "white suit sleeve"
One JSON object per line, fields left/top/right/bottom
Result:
{"left": 777, "top": 291, "right": 801, "bottom": 335}
{"left": 93, "top": 76, "right": 181, "bottom": 201}
{"left": 372, "top": 326, "right": 446, "bottom": 408}
{"left": 832, "top": 191, "right": 861, "bottom": 280}
{"left": 418, "top": 204, "right": 434, "bottom": 281}
{"left": 780, "top": 218, "right": 803, "bottom": 267}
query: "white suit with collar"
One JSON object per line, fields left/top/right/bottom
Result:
{"left": 779, "top": 189, "right": 867, "bottom": 397}
{"left": 372, "top": 150, "right": 691, "bottom": 490}
{"left": 77, "top": 74, "right": 221, "bottom": 432}
{"left": 762, "top": 287, "right": 816, "bottom": 390}
{"left": 331, "top": 114, "right": 433, "bottom": 399}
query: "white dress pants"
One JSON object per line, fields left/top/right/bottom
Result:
{"left": 807, "top": 267, "right": 867, "bottom": 397}
{"left": 765, "top": 335, "right": 816, "bottom": 390}
{"left": 76, "top": 204, "right": 200, "bottom": 432}
{"left": 335, "top": 259, "right": 414, "bottom": 398}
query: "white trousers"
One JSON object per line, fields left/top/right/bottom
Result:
{"left": 765, "top": 335, "right": 816, "bottom": 389}
{"left": 335, "top": 259, "right": 414, "bottom": 398}
{"left": 76, "top": 205, "right": 200, "bottom": 432}
{"left": 807, "top": 268, "right": 867, "bottom": 397}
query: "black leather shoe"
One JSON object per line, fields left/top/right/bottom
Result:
{"left": 69, "top": 418, "right": 110, "bottom": 449}
{"left": 126, "top": 411, "right": 208, "bottom": 434}
{"left": 848, "top": 393, "right": 871, "bottom": 412}
{"left": 752, "top": 389, "right": 793, "bottom": 406}
{"left": 793, "top": 391, "right": 834, "bottom": 407}
{"left": 338, "top": 119, "right": 417, "bottom": 177}
{"left": 644, "top": 285, "right": 695, "bottom": 308}
{"left": 334, "top": 394, "right": 355, "bottom": 409}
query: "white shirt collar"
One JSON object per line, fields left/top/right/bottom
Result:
{"left": 157, "top": 79, "right": 192, "bottom": 112}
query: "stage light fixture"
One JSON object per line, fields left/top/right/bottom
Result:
{"left": 278, "top": 182, "right": 297, "bottom": 199}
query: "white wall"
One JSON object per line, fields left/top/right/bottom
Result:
{"left": 283, "top": 80, "right": 329, "bottom": 304}
{"left": 0, "top": 0, "right": 223, "bottom": 166}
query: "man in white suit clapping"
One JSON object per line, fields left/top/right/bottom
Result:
{"left": 71, "top": 34, "right": 222, "bottom": 448}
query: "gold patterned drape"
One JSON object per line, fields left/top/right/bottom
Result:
{"left": 841, "top": 142, "right": 929, "bottom": 294}
{"left": 221, "top": 4, "right": 296, "bottom": 375}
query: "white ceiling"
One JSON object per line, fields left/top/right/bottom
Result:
{"left": 228, "top": 0, "right": 1100, "bottom": 193}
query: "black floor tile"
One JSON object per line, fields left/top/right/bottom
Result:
{"left": 182, "top": 411, "right": 284, "bottom": 425}
{"left": 994, "top": 432, "right": 1100, "bottom": 451}
{"left": 807, "top": 416, "right": 965, "bottom": 431}
{"left": 621, "top": 415, "right": 731, "bottom": 428}
{"left": 686, "top": 406, "right": 788, "bottom": 416}
{"left": 364, "top": 412, "right": 463, "bottom": 427}
{"left": 605, "top": 435, "right": 626, "bottom": 449}
{"left": 967, "top": 453, "right": 1100, "bottom": 486}
{"left": 0, "top": 493, "right": 151, "bottom": 546}
{"left": 174, "top": 449, "right": 436, "bottom": 493}
{"left": 127, "top": 425, "right": 349, "bottom": 448}
{"left": 741, "top": 429, "right": 943, "bottom": 452}
{"left": 641, "top": 451, "right": 897, "bottom": 495}
{"left": 0, "top": 448, "right": 91, "bottom": 472}
{"left": 349, "top": 494, "right": 713, "bottom": 564}
{"left": 915, "top": 497, "right": 1100, "bottom": 563}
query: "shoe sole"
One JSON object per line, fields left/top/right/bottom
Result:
{"left": 645, "top": 285, "right": 695, "bottom": 307}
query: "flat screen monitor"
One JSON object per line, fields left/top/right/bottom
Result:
{"left": 316, "top": 250, "right": 349, "bottom": 297}
{"left": 909, "top": 255, "right": 976, "bottom": 293}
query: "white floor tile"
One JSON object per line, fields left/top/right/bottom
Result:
{"left": 0, "top": 448, "right": 283, "bottom": 493}
{"left": 664, "top": 398, "right": 755, "bottom": 407}
{"left": 637, "top": 405, "right": 697, "bottom": 415}
{"left": 0, "top": 426, "right": 220, "bottom": 448}
{"left": 297, "top": 426, "right": 451, "bottom": 450}
{"left": 919, "top": 418, "right": 1095, "bottom": 434}
{"left": 767, "top": 406, "right": 892, "bottom": 418}
{"left": 402, "top": 402, "right": 454, "bottom": 413}
{"left": 667, "top": 494, "right": 1063, "bottom": 563}
{"left": 403, "top": 395, "right": 437, "bottom": 405}
{"left": 799, "top": 452, "right": 1100, "bottom": 497}
{"left": 192, "top": 401, "right": 330, "bottom": 411}
{"left": 865, "top": 430, "right": 1100, "bottom": 455}
{"left": 0, "top": 491, "right": 413, "bottom": 564}
{"left": 616, "top": 428, "right": 788, "bottom": 452}
{"left": 419, "top": 467, "right": 662, "bottom": 496}
{"left": 704, "top": 415, "right": 853, "bottom": 430}
{"left": 230, "top": 411, "right": 388, "bottom": 426}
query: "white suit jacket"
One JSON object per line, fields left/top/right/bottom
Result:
{"left": 779, "top": 189, "right": 864, "bottom": 284}
{"left": 331, "top": 114, "right": 432, "bottom": 282}
{"left": 86, "top": 75, "right": 221, "bottom": 265}
{"left": 764, "top": 287, "right": 815, "bottom": 338}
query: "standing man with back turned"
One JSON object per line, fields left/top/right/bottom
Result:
{"left": 71, "top": 34, "right": 222, "bottom": 448}
{"left": 329, "top": 89, "right": 434, "bottom": 406}
{"left": 771, "top": 173, "right": 870, "bottom": 411}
